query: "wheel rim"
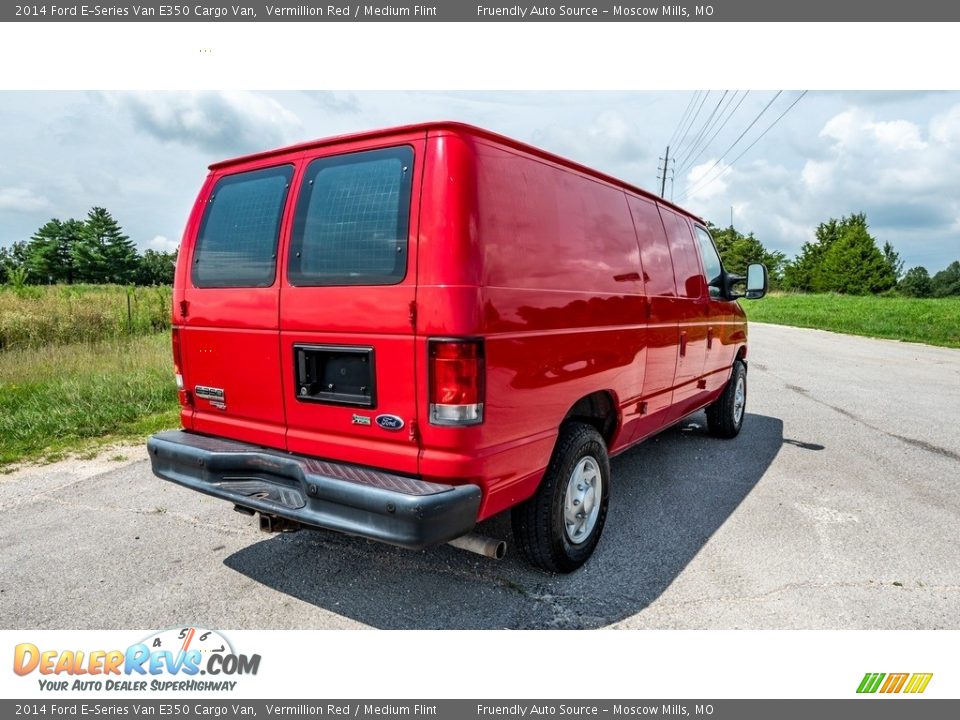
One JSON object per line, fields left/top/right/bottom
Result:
{"left": 733, "top": 374, "right": 746, "bottom": 425}
{"left": 563, "top": 456, "right": 602, "bottom": 545}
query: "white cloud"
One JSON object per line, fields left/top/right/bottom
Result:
{"left": 686, "top": 103, "right": 960, "bottom": 264}
{"left": 684, "top": 160, "right": 731, "bottom": 201}
{"left": 531, "top": 110, "right": 648, "bottom": 168}
{"left": 105, "top": 91, "right": 302, "bottom": 155}
{"left": 0, "top": 186, "right": 51, "bottom": 212}
{"left": 930, "top": 104, "right": 960, "bottom": 147}
{"left": 147, "top": 235, "right": 179, "bottom": 252}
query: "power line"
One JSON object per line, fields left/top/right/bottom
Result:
{"left": 674, "top": 90, "right": 728, "bottom": 170}
{"left": 673, "top": 90, "right": 710, "bottom": 159}
{"left": 679, "top": 90, "right": 750, "bottom": 175}
{"left": 680, "top": 90, "right": 808, "bottom": 201}
{"left": 677, "top": 90, "right": 748, "bottom": 174}
{"left": 666, "top": 91, "right": 699, "bottom": 149}
{"left": 676, "top": 90, "right": 782, "bottom": 200}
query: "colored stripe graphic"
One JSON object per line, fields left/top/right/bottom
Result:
{"left": 857, "top": 673, "right": 885, "bottom": 693}
{"left": 880, "top": 673, "right": 909, "bottom": 693}
{"left": 904, "top": 673, "right": 933, "bottom": 694}
{"left": 857, "top": 672, "right": 932, "bottom": 694}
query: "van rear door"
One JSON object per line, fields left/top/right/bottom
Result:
{"left": 279, "top": 136, "right": 425, "bottom": 475}
{"left": 180, "top": 162, "right": 297, "bottom": 450}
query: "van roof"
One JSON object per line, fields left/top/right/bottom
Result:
{"left": 209, "top": 121, "right": 706, "bottom": 224}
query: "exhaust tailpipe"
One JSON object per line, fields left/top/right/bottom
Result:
{"left": 258, "top": 514, "right": 301, "bottom": 533}
{"left": 447, "top": 533, "right": 507, "bottom": 560}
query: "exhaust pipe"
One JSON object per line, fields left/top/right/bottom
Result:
{"left": 258, "top": 514, "right": 301, "bottom": 533}
{"left": 447, "top": 533, "right": 507, "bottom": 560}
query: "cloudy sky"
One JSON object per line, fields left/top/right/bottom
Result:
{"left": 0, "top": 90, "right": 958, "bottom": 271}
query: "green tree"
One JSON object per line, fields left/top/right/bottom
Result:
{"left": 135, "top": 249, "right": 177, "bottom": 286}
{"left": 25, "top": 218, "right": 83, "bottom": 284}
{"left": 0, "top": 247, "right": 9, "bottom": 284}
{"left": 931, "top": 260, "right": 960, "bottom": 297}
{"left": 74, "top": 207, "right": 138, "bottom": 284}
{"left": 782, "top": 215, "right": 864, "bottom": 291}
{"left": 815, "top": 220, "right": 897, "bottom": 294}
{"left": 883, "top": 241, "right": 904, "bottom": 283}
{"left": 899, "top": 266, "right": 933, "bottom": 298}
{"left": 783, "top": 213, "right": 897, "bottom": 294}
{"left": 1, "top": 241, "right": 29, "bottom": 284}
{"left": 706, "top": 222, "right": 787, "bottom": 287}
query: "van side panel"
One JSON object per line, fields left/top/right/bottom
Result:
{"left": 457, "top": 134, "right": 647, "bottom": 518}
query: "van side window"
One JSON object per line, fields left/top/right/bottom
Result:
{"left": 288, "top": 146, "right": 414, "bottom": 287}
{"left": 660, "top": 209, "right": 705, "bottom": 299}
{"left": 694, "top": 226, "right": 724, "bottom": 298}
{"left": 192, "top": 165, "right": 294, "bottom": 288}
{"left": 629, "top": 197, "right": 675, "bottom": 297}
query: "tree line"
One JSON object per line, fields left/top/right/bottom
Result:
{"left": 708, "top": 212, "right": 960, "bottom": 298}
{"left": 2, "top": 207, "right": 958, "bottom": 297}
{"left": 0, "top": 207, "right": 176, "bottom": 287}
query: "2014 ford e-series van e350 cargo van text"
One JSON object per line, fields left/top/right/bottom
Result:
{"left": 147, "top": 121, "right": 768, "bottom": 573}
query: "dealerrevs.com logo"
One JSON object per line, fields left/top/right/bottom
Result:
{"left": 13, "top": 627, "right": 261, "bottom": 692}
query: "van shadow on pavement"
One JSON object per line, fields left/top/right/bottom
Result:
{"left": 223, "top": 412, "right": 793, "bottom": 629}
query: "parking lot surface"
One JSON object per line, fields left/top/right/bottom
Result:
{"left": 2, "top": 323, "right": 958, "bottom": 629}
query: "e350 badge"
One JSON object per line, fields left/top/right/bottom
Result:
{"left": 352, "top": 413, "right": 405, "bottom": 431}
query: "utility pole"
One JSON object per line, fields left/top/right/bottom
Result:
{"left": 658, "top": 145, "right": 670, "bottom": 198}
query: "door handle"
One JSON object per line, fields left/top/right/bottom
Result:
{"left": 707, "top": 326, "right": 714, "bottom": 350}
{"left": 679, "top": 331, "right": 687, "bottom": 357}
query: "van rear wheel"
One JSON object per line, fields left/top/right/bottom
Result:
{"left": 706, "top": 360, "right": 747, "bottom": 439}
{"left": 511, "top": 422, "right": 610, "bottom": 573}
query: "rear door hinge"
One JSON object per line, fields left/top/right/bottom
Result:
{"left": 408, "top": 300, "right": 417, "bottom": 330}
{"left": 179, "top": 300, "right": 189, "bottom": 318}
{"left": 408, "top": 420, "right": 419, "bottom": 444}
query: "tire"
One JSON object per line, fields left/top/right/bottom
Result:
{"left": 511, "top": 422, "right": 610, "bottom": 573}
{"left": 706, "top": 359, "right": 747, "bottom": 439}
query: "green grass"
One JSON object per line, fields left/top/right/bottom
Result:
{"left": 0, "top": 284, "right": 171, "bottom": 351}
{"left": 0, "top": 333, "right": 179, "bottom": 466}
{"left": 743, "top": 293, "right": 960, "bottom": 348}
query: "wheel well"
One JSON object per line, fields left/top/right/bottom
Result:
{"left": 735, "top": 345, "right": 748, "bottom": 368}
{"left": 562, "top": 391, "right": 618, "bottom": 447}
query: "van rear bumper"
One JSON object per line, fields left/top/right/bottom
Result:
{"left": 146, "top": 430, "right": 481, "bottom": 550}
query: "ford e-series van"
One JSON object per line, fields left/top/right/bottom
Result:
{"left": 148, "top": 122, "right": 767, "bottom": 572}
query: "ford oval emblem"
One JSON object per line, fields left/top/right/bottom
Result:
{"left": 375, "top": 414, "right": 405, "bottom": 431}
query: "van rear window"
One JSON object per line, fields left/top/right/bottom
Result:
{"left": 193, "top": 165, "right": 293, "bottom": 288}
{"left": 288, "top": 146, "right": 413, "bottom": 287}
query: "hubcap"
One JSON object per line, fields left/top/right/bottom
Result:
{"left": 563, "top": 456, "right": 602, "bottom": 545}
{"left": 733, "top": 375, "right": 746, "bottom": 425}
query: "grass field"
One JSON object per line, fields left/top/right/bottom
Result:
{"left": 0, "top": 284, "right": 171, "bottom": 350}
{"left": 1, "top": 285, "right": 957, "bottom": 466}
{"left": 0, "top": 332, "right": 178, "bottom": 467}
{"left": 743, "top": 293, "right": 960, "bottom": 348}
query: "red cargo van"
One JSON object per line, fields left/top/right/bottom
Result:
{"left": 148, "top": 122, "right": 767, "bottom": 572}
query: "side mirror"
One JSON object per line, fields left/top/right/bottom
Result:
{"left": 745, "top": 263, "right": 768, "bottom": 299}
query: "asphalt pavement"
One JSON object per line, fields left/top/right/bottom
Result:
{"left": 2, "top": 323, "right": 958, "bottom": 629}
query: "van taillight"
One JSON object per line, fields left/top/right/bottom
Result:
{"left": 428, "top": 339, "right": 484, "bottom": 426}
{"left": 171, "top": 328, "right": 190, "bottom": 406}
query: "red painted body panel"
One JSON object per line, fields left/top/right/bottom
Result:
{"left": 171, "top": 122, "right": 748, "bottom": 524}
